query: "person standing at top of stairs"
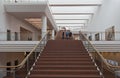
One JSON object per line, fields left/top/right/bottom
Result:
{"left": 62, "top": 31, "right": 65, "bottom": 39}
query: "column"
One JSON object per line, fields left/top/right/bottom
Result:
{"left": 52, "top": 29, "right": 55, "bottom": 40}
{"left": 41, "top": 15, "right": 47, "bottom": 38}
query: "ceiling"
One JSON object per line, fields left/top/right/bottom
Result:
{"left": 5, "top": 0, "right": 103, "bottom": 31}
{"left": 8, "top": 12, "right": 53, "bottom": 30}
{"left": 48, "top": 0, "right": 103, "bottom": 31}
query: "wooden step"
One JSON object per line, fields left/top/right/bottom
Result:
{"left": 33, "top": 65, "right": 97, "bottom": 70}
{"left": 36, "top": 61, "right": 94, "bottom": 65}
{"left": 41, "top": 51, "right": 89, "bottom": 55}
{"left": 30, "top": 70, "right": 99, "bottom": 75}
{"left": 40, "top": 54, "right": 89, "bottom": 57}
{"left": 39, "top": 57, "right": 92, "bottom": 61}
{"left": 40, "top": 55, "right": 90, "bottom": 58}
{"left": 29, "top": 74, "right": 102, "bottom": 78}
{"left": 43, "top": 50, "right": 86, "bottom": 52}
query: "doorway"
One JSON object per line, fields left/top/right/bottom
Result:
{"left": 15, "top": 32, "right": 18, "bottom": 41}
{"left": 7, "top": 30, "right": 11, "bottom": 41}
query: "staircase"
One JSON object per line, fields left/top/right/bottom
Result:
{"left": 28, "top": 40, "right": 103, "bottom": 78}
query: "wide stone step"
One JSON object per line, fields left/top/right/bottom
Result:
{"left": 41, "top": 52, "right": 89, "bottom": 55}
{"left": 37, "top": 60, "right": 92, "bottom": 63}
{"left": 39, "top": 57, "right": 92, "bottom": 61}
{"left": 43, "top": 51, "right": 87, "bottom": 53}
{"left": 40, "top": 55, "right": 90, "bottom": 58}
{"left": 29, "top": 74, "right": 102, "bottom": 78}
{"left": 33, "top": 65, "right": 97, "bottom": 70}
{"left": 41, "top": 54, "right": 89, "bottom": 57}
{"left": 30, "top": 70, "right": 99, "bottom": 75}
{"left": 36, "top": 61, "right": 94, "bottom": 65}
{"left": 44, "top": 49, "right": 87, "bottom": 51}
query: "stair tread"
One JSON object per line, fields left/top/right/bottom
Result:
{"left": 32, "top": 70, "right": 98, "bottom": 72}
{"left": 37, "top": 61, "right": 93, "bottom": 63}
{"left": 40, "top": 56, "right": 90, "bottom": 57}
{"left": 34, "top": 65, "right": 95, "bottom": 67}
{"left": 38, "top": 59, "right": 92, "bottom": 61}
{"left": 43, "top": 51, "right": 87, "bottom": 52}
{"left": 29, "top": 74, "right": 101, "bottom": 77}
{"left": 41, "top": 53, "right": 88, "bottom": 54}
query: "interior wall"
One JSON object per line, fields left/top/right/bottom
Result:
{"left": 0, "top": 52, "right": 24, "bottom": 66}
{"left": 87, "top": 0, "right": 120, "bottom": 40}
{"left": 0, "top": 0, "right": 7, "bottom": 40}
{"left": 5, "top": 13, "right": 40, "bottom": 41}
{"left": 20, "top": 27, "right": 33, "bottom": 41}
{"left": 0, "top": 52, "right": 25, "bottom": 78}
{"left": 0, "top": 0, "right": 40, "bottom": 41}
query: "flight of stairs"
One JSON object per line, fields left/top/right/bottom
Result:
{"left": 28, "top": 40, "right": 103, "bottom": 78}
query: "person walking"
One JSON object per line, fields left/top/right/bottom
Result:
{"left": 69, "top": 31, "right": 72, "bottom": 39}
{"left": 66, "top": 30, "right": 69, "bottom": 39}
{"left": 62, "top": 31, "right": 65, "bottom": 39}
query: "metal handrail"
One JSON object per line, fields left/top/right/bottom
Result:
{"left": 0, "top": 31, "right": 49, "bottom": 69}
{"left": 79, "top": 31, "right": 120, "bottom": 69}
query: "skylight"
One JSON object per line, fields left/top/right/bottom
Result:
{"left": 49, "top": 0, "right": 103, "bottom": 5}
{"left": 51, "top": 6, "right": 97, "bottom": 14}
{"left": 49, "top": 0, "right": 103, "bottom": 31}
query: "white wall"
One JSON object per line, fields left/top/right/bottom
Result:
{"left": 87, "top": 0, "right": 120, "bottom": 40}
{"left": 0, "top": 52, "right": 24, "bottom": 78}
{"left": 0, "top": 0, "right": 40, "bottom": 41}
{"left": 7, "top": 14, "right": 40, "bottom": 41}
{"left": 5, "top": 14, "right": 40, "bottom": 41}
{"left": 0, "top": 0, "right": 7, "bottom": 40}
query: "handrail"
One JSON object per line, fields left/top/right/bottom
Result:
{"left": 79, "top": 31, "right": 120, "bottom": 69}
{"left": 0, "top": 31, "right": 49, "bottom": 69}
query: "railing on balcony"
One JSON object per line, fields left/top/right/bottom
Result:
{"left": 82, "top": 31, "right": 120, "bottom": 41}
{"left": 79, "top": 31, "right": 120, "bottom": 78}
{"left": 0, "top": 31, "right": 51, "bottom": 78}
{"left": 0, "top": 31, "right": 52, "bottom": 41}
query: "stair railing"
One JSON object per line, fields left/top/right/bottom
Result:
{"left": 79, "top": 31, "right": 120, "bottom": 78}
{"left": 0, "top": 31, "right": 51, "bottom": 78}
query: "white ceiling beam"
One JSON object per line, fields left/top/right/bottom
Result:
{"left": 52, "top": 13, "right": 94, "bottom": 15}
{"left": 55, "top": 19, "right": 89, "bottom": 20}
{"left": 57, "top": 26, "right": 85, "bottom": 27}
{"left": 56, "top": 23, "right": 85, "bottom": 24}
{"left": 50, "top": 4, "right": 101, "bottom": 6}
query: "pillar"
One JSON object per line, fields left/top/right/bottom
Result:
{"left": 41, "top": 15, "right": 47, "bottom": 38}
{"left": 52, "top": 29, "right": 55, "bottom": 40}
